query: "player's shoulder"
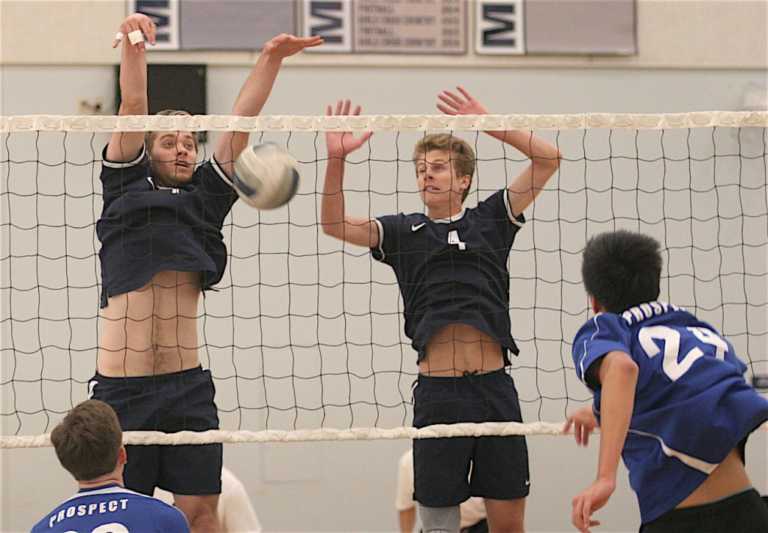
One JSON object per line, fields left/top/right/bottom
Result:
{"left": 575, "top": 311, "right": 630, "bottom": 341}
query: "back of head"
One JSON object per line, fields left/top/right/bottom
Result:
{"left": 412, "top": 133, "right": 475, "bottom": 201}
{"left": 50, "top": 399, "right": 122, "bottom": 481}
{"left": 582, "top": 230, "right": 662, "bottom": 314}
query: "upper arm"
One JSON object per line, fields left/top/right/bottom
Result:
{"left": 340, "top": 215, "right": 380, "bottom": 249}
{"left": 506, "top": 160, "right": 559, "bottom": 217}
{"left": 595, "top": 351, "right": 639, "bottom": 388}
{"left": 106, "top": 103, "right": 147, "bottom": 163}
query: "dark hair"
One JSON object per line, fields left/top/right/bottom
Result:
{"left": 50, "top": 400, "right": 122, "bottom": 481}
{"left": 582, "top": 230, "right": 663, "bottom": 313}
{"left": 413, "top": 133, "right": 475, "bottom": 201}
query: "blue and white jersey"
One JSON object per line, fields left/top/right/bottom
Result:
{"left": 31, "top": 483, "right": 189, "bottom": 533}
{"left": 572, "top": 302, "right": 768, "bottom": 524}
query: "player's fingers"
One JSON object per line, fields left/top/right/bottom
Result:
{"left": 582, "top": 495, "right": 593, "bottom": 530}
{"left": 456, "top": 86, "right": 473, "bottom": 100}
{"left": 437, "top": 104, "right": 456, "bottom": 115}
{"left": 572, "top": 497, "right": 584, "bottom": 530}
{"left": 326, "top": 104, "right": 332, "bottom": 117}
{"left": 437, "top": 93, "right": 459, "bottom": 109}
{"left": 583, "top": 426, "right": 590, "bottom": 446}
{"left": 341, "top": 99, "right": 351, "bottom": 115}
{"left": 563, "top": 417, "right": 573, "bottom": 434}
{"left": 335, "top": 100, "right": 343, "bottom": 115}
{"left": 442, "top": 90, "right": 464, "bottom": 105}
{"left": 352, "top": 105, "right": 362, "bottom": 116}
{"left": 141, "top": 18, "right": 156, "bottom": 45}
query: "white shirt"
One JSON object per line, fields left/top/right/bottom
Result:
{"left": 395, "top": 449, "right": 486, "bottom": 529}
{"left": 155, "top": 467, "right": 262, "bottom": 533}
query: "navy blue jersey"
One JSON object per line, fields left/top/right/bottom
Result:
{"left": 372, "top": 189, "right": 525, "bottom": 362}
{"left": 572, "top": 302, "right": 768, "bottom": 523}
{"left": 97, "top": 146, "right": 238, "bottom": 307}
{"left": 31, "top": 483, "right": 189, "bottom": 532}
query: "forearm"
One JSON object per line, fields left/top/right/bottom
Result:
{"left": 215, "top": 50, "right": 283, "bottom": 171}
{"left": 399, "top": 508, "right": 416, "bottom": 533}
{"left": 596, "top": 353, "right": 638, "bottom": 482}
{"left": 118, "top": 41, "right": 148, "bottom": 113}
{"left": 321, "top": 157, "right": 347, "bottom": 238}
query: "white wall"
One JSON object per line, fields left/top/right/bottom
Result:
{"left": 1, "top": 0, "right": 766, "bottom": 69}
{"left": 1, "top": 62, "right": 766, "bottom": 533}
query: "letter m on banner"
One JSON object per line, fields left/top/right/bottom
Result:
{"left": 476, "top": 0, "right": 525, "bottom": 55}
{"left": 301, "top": 0, "right": 352, "bottom": 52}
{"left": 129, "top": 0, "right": 180, "bottom": 50}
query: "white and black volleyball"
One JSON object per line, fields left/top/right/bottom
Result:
{"left": 232, "top": 143, "right": 300, "bottom": 209}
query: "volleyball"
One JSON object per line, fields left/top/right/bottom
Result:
{"left": 232, "top": 143, "right": 300, "bottom": 209}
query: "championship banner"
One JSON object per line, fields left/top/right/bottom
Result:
{"left": 302, "top": 0, "right": 466, "bottom": 54}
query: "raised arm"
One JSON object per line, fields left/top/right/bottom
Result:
{"left": 570, "top": 351, "right": 638, "bottom": 533}
{"left": 437, "top": 86, "right": 561, "bottom": 217}
{"left": 106, "top": 13, "right": 157, "bottom": 163}
{"left": 214, "top": 34, "right": 323, "bottom": 177}
{"left": 321, "top": 100, "right": 378, "bottom": 248}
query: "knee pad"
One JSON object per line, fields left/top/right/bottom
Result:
{"left": 418, "top": 504, "right": 460, "bottom": 533}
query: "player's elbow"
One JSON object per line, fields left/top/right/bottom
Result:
{"left": 321, "top": 220, "right": 343, "bottom": 240}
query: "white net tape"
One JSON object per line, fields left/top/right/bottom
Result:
{"left": 2, "top": 111, "right": 767, "bottom": 133}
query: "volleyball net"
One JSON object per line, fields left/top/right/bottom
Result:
{"left": 1, "top": 111, "right": 766, "bottom": 448}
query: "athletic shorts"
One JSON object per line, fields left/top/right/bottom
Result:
{"left": 89, "top": 366, "right": 222, "bottom": 496}
{"left": 412, "top": 368, "right": 530, "bottom": 507}
{"left": 640, "top": 489, "right": 768, "bottom": 533}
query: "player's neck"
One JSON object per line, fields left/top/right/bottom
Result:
{"left": 427, "top": 200, "right": 464, "bottom": 221}
{"left": 78, "top": 472, "right": 123, "bottom": 491}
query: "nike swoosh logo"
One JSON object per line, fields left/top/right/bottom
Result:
{"left": 411, "top": 223, "right": 426, "bottom": 232}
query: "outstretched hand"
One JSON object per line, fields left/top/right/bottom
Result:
{"left": 113, "top": 13, "right": 156, "bottom": 50}
{"left": 437, "top": 86, "right": 489, "bottom": 116}
{"left": 325, "top": 100, "right": 373, "bottom": 159}
{"left": 264, "top": 34, "right": 324, "bottom": 59}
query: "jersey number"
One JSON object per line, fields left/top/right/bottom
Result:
{"left": 64, "top": 524, "right": 129, "bottom": 533}
{"left": 638, "top": 325, "right": 728, "bottom": 381}
{"left": 448, "top": 230, "right": 466, "bottom": 250}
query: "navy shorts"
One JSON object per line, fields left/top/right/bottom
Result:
{"left": 640, "top": 489, "right": 768, "bottom": 533}
{"left": 412, "top": 369, "right": 530, "bottom": 507}
{"left": 89, "top": 366, "right": 222, "bottom": 496}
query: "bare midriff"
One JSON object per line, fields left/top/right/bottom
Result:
{"left": 676, "top": 448, "right": 752, "bottom": 508}
{"left": 98, "top": 271, "right": 201, "bottom": 377}
{"left": 418, "top": 323, "right": 505, "bottom": 376}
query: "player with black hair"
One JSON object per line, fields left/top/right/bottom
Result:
{"left": 566, "top": 230, "right": 768, "bottom": 533}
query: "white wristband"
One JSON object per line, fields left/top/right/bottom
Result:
{"left": 128, "top": 30, "right": 145, "bottom": 45}
{"left": 114, "top": 31, "right": 124, "bottom": 42}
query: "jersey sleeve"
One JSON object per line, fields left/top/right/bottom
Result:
{"left": 474, "top": 189, "right": 525, "bottom": 245}
{"left": 371, "top": 213, "right": 408, "bottom": 268}
{"left": 193, "top": 157, "right": 239, "bottom": 228}
{"left": 572, "top": 313, "right": 633, "bottom": 389}
{"left": 100, "top": 145, "right": 151, "bottom": 208}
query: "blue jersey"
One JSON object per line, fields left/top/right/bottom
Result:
{"left": 372, "top": 189, "right": 525, "bottom": 362}
{"left": 31, "top": 483, "right": 189, "bottom": 533}
{"left": 572, "top": 301, "right": 768, "bottom": 524}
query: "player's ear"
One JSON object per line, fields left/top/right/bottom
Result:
{"left": 117, "top": 445, "right": 128, "bottom": 466}
{"left": 589, "top": 295, "right": 600, "bottom": 314}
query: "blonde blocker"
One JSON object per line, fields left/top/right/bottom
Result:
{"left": 412, "top": 133, "right": 476, "bottom": 201}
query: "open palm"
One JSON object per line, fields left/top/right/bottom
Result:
{"left": 325, "top": 100, "right": 373, "bottom": 158}
{"left": 437, "top": 86, "right": 489, "bottom": 116}
{"left": 264, "top": 34, "right": 323, "bottom": 59}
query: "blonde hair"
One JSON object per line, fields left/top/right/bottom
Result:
{"left": 412, "top": 134, "right": 475, "bottom": 201}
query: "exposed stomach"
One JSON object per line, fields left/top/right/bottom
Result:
{"left": 676, "top": 448, "right": 752, "bottom": 509}
{"left": 98, "top": 271, "right": 201, "bottom": 377}
{"left": 419, "top": 323, "right": 504, "bottom": 376}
